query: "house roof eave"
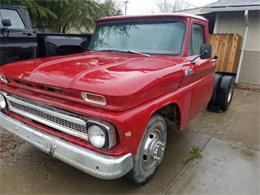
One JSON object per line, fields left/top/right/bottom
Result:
{"left": 201, "top": 5, "right": 260, "bottom": 13}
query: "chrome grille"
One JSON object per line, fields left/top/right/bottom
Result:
{"left": 5, "top": 94, "right": 88, "bottom": 140}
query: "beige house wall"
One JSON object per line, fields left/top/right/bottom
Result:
{"left": 216, "top": 11, "right": 260, "bottom": 85}
{"left": 244, "top": 11, "right": 260, "bottom": 51}
{"left": 217, "top": 11, "right": 245, "bottom": 37}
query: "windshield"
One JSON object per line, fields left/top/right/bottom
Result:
{"left": 88, "top": 21, "right": 186, "bottom": 55}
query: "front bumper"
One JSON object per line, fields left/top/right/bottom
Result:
{"left": 0, "top": 112, "right": 133, "bottom": 180}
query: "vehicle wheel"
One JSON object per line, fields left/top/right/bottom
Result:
{"left": 216, "top": 75, "right": 235, "bottom": 111}
{"left": 127, "top": 114, "right": 167, "bottom": 184}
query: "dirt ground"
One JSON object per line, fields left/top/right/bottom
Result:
{"left": 0, "top": 89, "right": 259, "bottom": 195}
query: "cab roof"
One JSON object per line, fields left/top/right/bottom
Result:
{"left": 96, "top": 13, "right": 207, "bottom": 24}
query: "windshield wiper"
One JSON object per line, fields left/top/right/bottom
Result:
{"left": 94, "top": 49, "right": 151, "bottom": 57}
{"left": 94, "top": 49, "right": 121, "bottom": 52}
{"left": 122, "top": 50, "right": 151, "bottom": 57}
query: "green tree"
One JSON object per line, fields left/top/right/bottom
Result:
{"left": 1, "top": 0, "right": 121, "bottom": 33}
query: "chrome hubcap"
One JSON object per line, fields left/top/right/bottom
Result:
{"left": 142, "top": 129, "right": 166, "bottom": 170}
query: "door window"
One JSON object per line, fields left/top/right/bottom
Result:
{"left": 0, "top": 8, "right": 25, "bottom": 29}
{"left": 189, "top": 24, "right": 204, "bottom": 55}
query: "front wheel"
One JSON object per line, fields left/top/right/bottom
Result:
{"left": 127, "top": 114, "right": 167, "bottom": 184}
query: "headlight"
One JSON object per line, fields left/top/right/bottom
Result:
{"left": 88, "top": 125, "right": 107, "bottom": 148}
{"left": 87, "top": 121, "right": 117, "bottom": 149}
{"left": 0, "top": 94, "right": 6, "bottom": 110}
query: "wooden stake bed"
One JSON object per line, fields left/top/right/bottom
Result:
{"left": 210, "top": 33, "right": 242, "bottom": 73}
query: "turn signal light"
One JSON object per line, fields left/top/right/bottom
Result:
{"left": 81, "top": 92, "right": 106, "bottom": 105}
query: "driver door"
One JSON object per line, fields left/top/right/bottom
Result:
{"left": 188, "top": 22, "right": 214, "bottom": 120}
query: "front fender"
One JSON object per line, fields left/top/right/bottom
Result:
{"left": 116, "top": 85, "right": 192, "bottom": 155}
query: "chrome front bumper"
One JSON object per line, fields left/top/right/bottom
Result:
{"left": 0, "top": 112, "right": 133, "bottom": 179}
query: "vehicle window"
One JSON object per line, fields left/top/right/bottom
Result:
{"left": 189, "top": 24, "right": 204, "bottom": 55}
{"left": 0, "top": 8, "right": 25, "bottom": 29}
{"left": 89, "top": 21, "right": 185, "bottom": 55}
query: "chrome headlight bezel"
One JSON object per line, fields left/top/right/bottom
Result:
{"left": 87, "top": 120, "right": 116, "bottom": 150}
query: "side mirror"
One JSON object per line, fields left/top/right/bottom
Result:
{"left": 2, "top": 19, "right": 12, "bottom": 27}
{"left": 200, "top": 43, "right": 212, "bottom": 59}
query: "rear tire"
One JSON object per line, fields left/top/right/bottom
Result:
{"left": 216, "top": 75, "right": 235, "bottom": 111}
{"left": 127, "top": 114, "right": 167, "bottom": 184}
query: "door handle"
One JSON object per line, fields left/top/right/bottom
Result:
{"left": 210, "top": 59, "right": 217, "bottom": 66}
{"left": 184, "top": 67, "right": 193, "bottom": 76}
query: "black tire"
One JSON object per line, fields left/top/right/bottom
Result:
{"left": 208, "top": 73, "right": 222, "bottom": 107}
{"left": 216, "top": 75, "right": 235, "bottom": 111}
{"left": 127, "top": 114, "right": 167, "bottom": 184}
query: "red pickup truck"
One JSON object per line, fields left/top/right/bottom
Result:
{"left": 0, "top": 13, "right": 234, "bottom": 183}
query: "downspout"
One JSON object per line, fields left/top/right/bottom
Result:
{"left": 213, "top": 13, "right": 219, "bottom": 33}
{"left": 235, "top": 10, "right": 249, "bottom": 83}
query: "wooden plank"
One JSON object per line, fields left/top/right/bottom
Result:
{"left": 223, "top": 34, "right": 231, "bottom": 72}
{"left": 218, "top": 34, "right": 229, "bottom": 71}
{"left": 232, "top": 34, "right": 242, "bottom": 72}
{"left": 226, "top": 34, "right": 237, "bottom": 72}
{"left": 223, "top": 34, "right": 233, "bottom": 72}
{"left": 212, "top": 34, "right": 220, "bottom": 71}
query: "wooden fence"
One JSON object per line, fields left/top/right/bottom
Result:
{"left": 210, "top": 33, "right": 242, "bottom": 73}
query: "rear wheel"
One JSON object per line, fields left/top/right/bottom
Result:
{"left": 216, "top": 75, "right": 235, "bottom": 111}
{"left": 127, "top": 114, "right": 167, "bottom": 184}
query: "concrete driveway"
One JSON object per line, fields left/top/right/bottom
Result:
{"left": 0, "top": 89, "right": 259, "bottom": 194}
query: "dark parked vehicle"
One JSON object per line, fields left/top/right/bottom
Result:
{"left": 0, "top": 5, "right": 92, "bottom": 65}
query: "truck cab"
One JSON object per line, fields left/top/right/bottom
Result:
{"left": 0, "top": 5, "right": 37, "bottom": 65}
{"left": 0, "top": 13, "right": 234, "bottom": 183}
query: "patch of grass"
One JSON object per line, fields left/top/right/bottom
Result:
{"left": 183, "top": 146, "right": 202, "bottom": 164}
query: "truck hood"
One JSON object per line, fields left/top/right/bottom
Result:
{"left": 0, "top": 51, "right": 185, "bottom": 111}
